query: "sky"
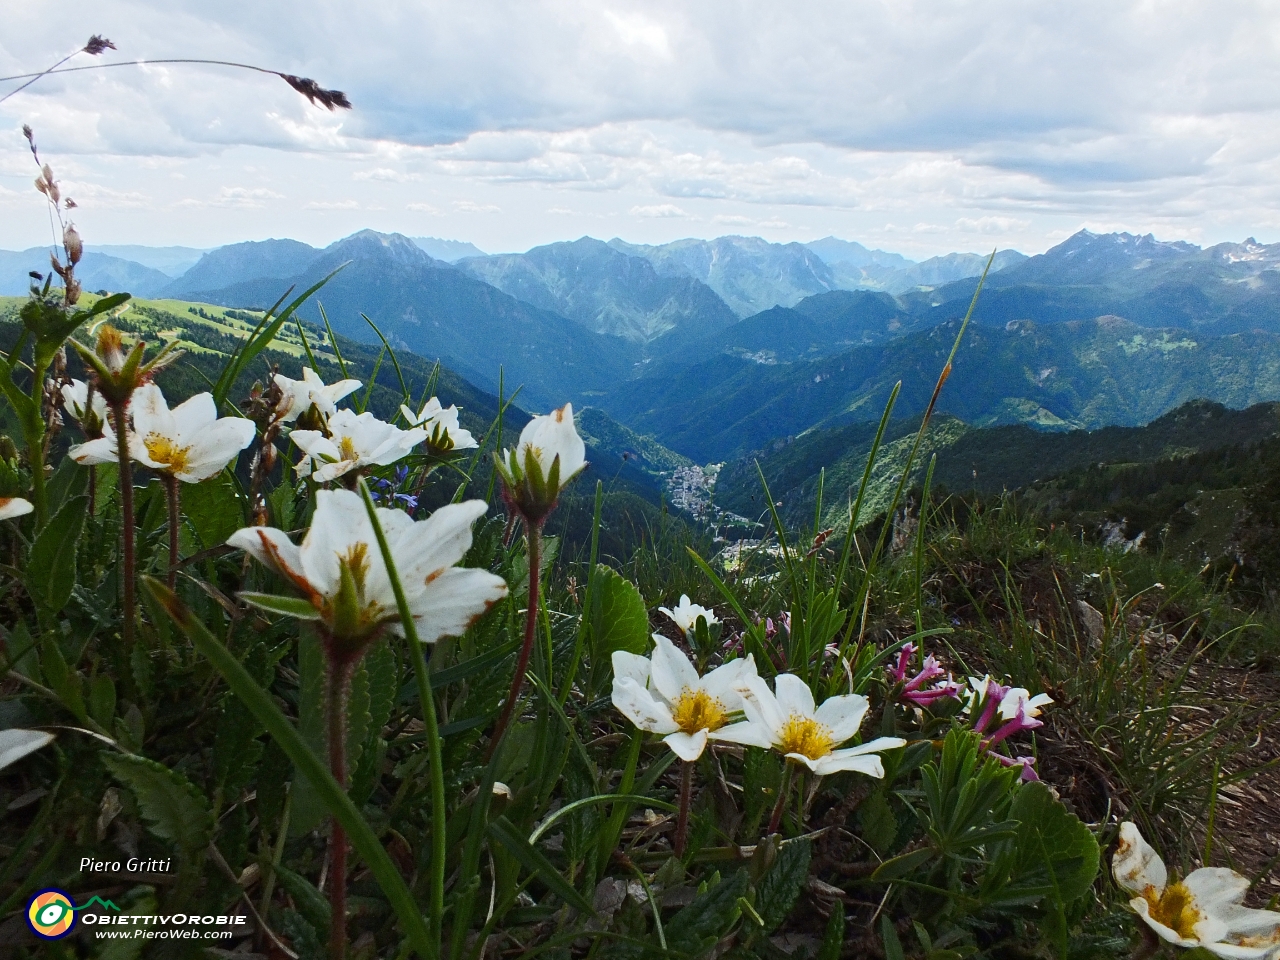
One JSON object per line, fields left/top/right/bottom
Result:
{"left": 4, "top": 1, "right": 1280, "bottom": 260}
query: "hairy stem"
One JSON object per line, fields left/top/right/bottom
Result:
{"left": 87, "top": 464, "right": 95, "bottom": 518}
{"left": 111, "top": 400, "right": 135, "bottom": 653}
{"left": 488, "top": 519, "right": 542, "bottom": 759}
{"left": 163, "top": 473, "right": 180, "bottom": 589}
{"left": 327, "top": 653, "right": 354, "bottom": 960}
{"left": 675, "top": 760, "right": 694, "bottom": 857}
{"left": 768, "top": 763, "right": 795, "bottom": 836}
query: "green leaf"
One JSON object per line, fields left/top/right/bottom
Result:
{"left": 587, "top": 564, "right": 650, "bottom": 692}
{"left": 144, "top": 577, "right": 433, "bottom": 958}
{"left": 272, "top": 860, "right": 330, "bottom": 939}
{"left": 665, "top": 869, "right": 749, "bottom": 953}
{"left": 214, "top": 691, "right": 265, "bottom": 800}
{"left": 290, "top": 633, "right": 328, "bottom": 837}
{"left": 983, "top": 781, "right": 1101, "bottom": 908}
{"left": 754, "top": 838, "right": 811, "bottom": 933}
{"left": 346, "top": 655, "right": 372, "bottom": 775}
{"left": 816, "top": 900, "right": 845, "bottom": 960}
{"left": 239, "top": 592, "right": 323, "bottom": 620}
{"left": 89, "top": 674, "right": 117, "bottom": 728}
{"left": 487, "top": 815, "right": 595, "bottom": 915}
{"left": 40, "top": 635, "right": 86, "bottom": 722}
{"left": 100, "top": 753, "right": 214, "bottom": 857}
{"left": 858, "top": 790, "right": 899, "bottom": 857}
{"left": 182, "top": 473, "right": 245, "bottom": 549}
{"left": 28, "top": 494, "right": 87, "bottom": 612}
{"left": 881, "top": 914, "right": 905, "bottom": 960}
{"left": 871, "top": 846, "right": 934, "bottom": 881}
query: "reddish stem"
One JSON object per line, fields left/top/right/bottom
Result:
{"left": 111, "top": 400, "right": 135, "bottom": 654}
{"left": 487, "top": 519, "right": 542, "bottom": 760}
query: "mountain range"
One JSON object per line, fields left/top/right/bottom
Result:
{"left": 7, "top": 226, "right": 1280, "bottom": 478}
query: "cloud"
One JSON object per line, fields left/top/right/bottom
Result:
{"left": 5, "top": 2, "right": 1280, "bottom": 254}
{"left": 630, "top": 203, "right": 689, "bottom": 218}
{"left": 406, "top": 202, "right": 443, "bottom": 214}
{"left": 453, "top": 200, "right": 500, "bottom": 213}
{"left": 306, "top": 199, "right": 362, "bottom": 210}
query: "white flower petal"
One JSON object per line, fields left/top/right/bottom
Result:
{"left": 1184, "top": 868, "right": 1252, "bottom": 913}
{"left": 176, "top": 416, "right": 256, "bottom": 482}
{"left": 811, "top": 750, "right": 887, "bottom": 778}
{"left": 774, "top": 673, "right": 816, "bottom": 720}
{"left": 299, "top": 489, "right": 372, "bottom": 597}
{"left": 1130, "top": 898, "right": 1199, "bottom": 947}
{"left": 69, "top": 435, "right": 118, "bottom": 465}
{"left": 612, "top": 651, "right": 652, "bottom": 689}
{"left": 0, "top": 728, "right": 54, "bottom": 771}
{"left": 0, "top": 497, "right": 34, "bottom": 521}
{"left": 513, "top": 403, "right": 586, "bottom": 488}
{"left": 391, "top": 500, "right": 488, "bottom": 588}
{"left": 709, "top": 718, "right": 773, "bottom": 748}
{"left": 227, "top": 525, "right": 309, "bottom": 594}
{"left": 785, "top": 752, "right": 825, "bottom": 773}
{"left": 1113, "top": 822, "right": 1168, "bottom": 897}
{"left": 739, "top": 674, "right": 786, "bottom": 739}
{"left": 406, "top": 566, "right": 508, "bottom": 642}
{"left": 700, "top": 655, "right": 756, "bottom": 711}
{"left": 612, "top": 677, "right": 678, "bottom": 734}
{"left": 814, "top": 693, "right": 870, "bottom": 745}
{"left": 169, "top": 391, "right": 219, "bottom": 436}
{"left": 663, "top": 729, "right": 709, "bottom": 761}
{"left": 129, "top": 384, "right": 176, "bottom": 443}
{"left": 649, "top": 633, "right": 699, "bottom": 703}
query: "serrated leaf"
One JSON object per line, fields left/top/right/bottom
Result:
{"left": 816, "top": 900, "right": 844, "bottom": 960}
{"left": 346, "top": 655, "right": 371, "bottom": 775}
{"left": 273, "top": 860, "right": 331, "bottom": 938}
{"left": 214, "top": 692, "right": 265, "bottom": 799}
{"left": 665, "top": 868, "right": 749, "bottom": 952}
{"left": 28, "top": 494, "right": 87, "bottom": 612}
{"left": 587, "top": 564, "right": 650, "bottom": 694}
{"left": 101, "top": 752, "right": 213, "bottom": 856}
{"left": 982, "top": 781, "right": 1101, "bottom": 907}
{"left": 754, "top": 838, "right": 810, "bottom": 933}
{"left": 290, "top": 634, "right": 328, "bottom": 837}
{"left": 182, "top": 473, "right": 246, "bottom": 549}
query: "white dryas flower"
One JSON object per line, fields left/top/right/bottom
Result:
{"left": 739, "top": 674, "right": 906, "bottom": 777}
{"left": 496, "top": 403, "right": 586, "bottom": 521}
{"left": 401, "top": 397, "right": 477, "bottom": 452}
{"left": 611, "top": 635, "right": 762, "bottom": 761}
{"left": 0, "top": 498, "right": 34, "bottom": 521}
{"left": 292, "top": 409, "right": 426, "bottom": 483}
{"left": 228, "top": 488, "right": 507, "bottom": 648}
{"left": 60, "top": 378, "right": 108, "bottom": 429}
{"left": 1113, "top": 822, "right": 1280, "bottom": 958}
{"left": 274, "top": 367, "right": 362, "bottom": 423}
{"left": 660, "top": 595, "right": 719, "bottom": 634}
{"left": 129, "top": 384, "right": 256, "bottom": 482}
{"left": 69, "top": 384, "right": 255, "bottom": 482}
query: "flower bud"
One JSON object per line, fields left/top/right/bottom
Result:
{"left": 63, "top": 225, "right": 82, "bottom": 265}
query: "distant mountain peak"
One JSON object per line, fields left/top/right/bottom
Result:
{"left": 324, "top": 230, "right": 437, "bottom": 267}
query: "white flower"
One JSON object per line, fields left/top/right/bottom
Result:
{"left": 120, "top": 384, "right": 256, "bottom": 482}
{"left": 611, "top": 635, "right": 763, "bottom": 761}
{"left": 400, "top": 397, "right": 477, "bottom": 452}
{"left": 738, "top": 674, "right": 906, "bottom": 777}
{"left": 0, "top": 728, "right": 54, "bottom": 771}
{"left": 1113, "top": 821, "right": 1280, "bottom": 958}
{"left": 0, "top": 498, "right": 34, "bottom": 521}
{"left": 503, "top": 403, "right": 585, "bottom": 483}
{"left": 274, "top": 368, "right": 362, "bottom": 422}
{"left": 60, "top": 378, "right": 108, "bottom": 427}
{"left": 228, "top": 488, "right": 507, "bottom": 645}
{"left": 999, "top": 687, "right": 1053, "bottom": 721}
{"left": 660, "top": 595, "right": 719, "bottom": 634}
{"left": 292, "top": 409, "right": 426, "bottom": 483}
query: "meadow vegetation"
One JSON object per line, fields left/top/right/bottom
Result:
{"left": 0, "top": 152, "right": 1278, "bottom": 960}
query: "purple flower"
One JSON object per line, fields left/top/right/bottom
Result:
{"left": 888, "top": 643, "right": 961, "bottom": 708}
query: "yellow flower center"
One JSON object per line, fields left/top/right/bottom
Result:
{"left": 777, "top": 716, "right": 834, "bottom": 760}
{"left": 342, "top": 542, "right": 371, "bottom": 594}
{"left": 1145, "top": 882, "right": 1200, "bottom": 939}
{"left": 144, "top": 434, "right": 192, "bottom": 474}
{"left": 338, "top": 436, "right": 359, "bottom": 461}
{"left": 670, "top": 690, "right": 728, "bottom": 734}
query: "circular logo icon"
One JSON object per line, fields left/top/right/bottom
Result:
{"left": 27, "top": 889, "right": 76, "bottom": 940}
